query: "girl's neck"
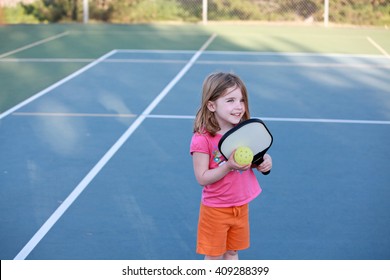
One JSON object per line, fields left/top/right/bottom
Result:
{"left": 217, "top": 124, "right": 235, "bottom": 135}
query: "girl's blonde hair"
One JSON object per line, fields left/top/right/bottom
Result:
{"left": 193, "top": 72, "right": 250, "bottom": 136}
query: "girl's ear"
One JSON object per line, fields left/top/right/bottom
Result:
{"left": 207, "top": 101, "right": 216, "bottom": 112}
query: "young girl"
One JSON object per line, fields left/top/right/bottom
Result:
{"left": 190, "top": 72, "right": 272, "bottom": 260}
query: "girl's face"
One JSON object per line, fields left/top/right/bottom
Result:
{"left": 207, "top": 86, "right": 245, "bottom": 133}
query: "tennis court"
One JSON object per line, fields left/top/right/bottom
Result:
{"left": 0, "top": 24, "right": 389, "bottom": 260}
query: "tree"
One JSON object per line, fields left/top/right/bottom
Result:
{"left": 22, "top": 0, "right": 80, "bottom": 22}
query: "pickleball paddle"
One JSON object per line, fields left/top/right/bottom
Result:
{"left": 218, "top": 118, "right": 273, "bottom": 175}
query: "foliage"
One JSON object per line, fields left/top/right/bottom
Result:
{"left": 110, "top": 0, "right": 191, "bottom": 23}
{"left": 329, "top": 0, "right": 390, "bottom": 25}
{"left": 89, "top": 0, "right": 114, "bottom": 21}
{"left": 21, "top": 0, "right": 81, "bottom": 22}
{"left": 2, "top": 4, "right": 40, "bottom": 23}
{"left": 208, "top": 0, "right": 264, "bottom": 20}
{"left": 3, "top": 0, "right": 390, "bottom": 25}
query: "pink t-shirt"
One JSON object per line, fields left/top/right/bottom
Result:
{"left": 190, "top": 131, "right": 262, "bottom": 207}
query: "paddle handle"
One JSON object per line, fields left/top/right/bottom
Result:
{"left": 254, "top": 156, "right": 271, "bottom": 175}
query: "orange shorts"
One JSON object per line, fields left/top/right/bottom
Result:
{"left": 197, "top": 203, "right": 250, "bottom": 256}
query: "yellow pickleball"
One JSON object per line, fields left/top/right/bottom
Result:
{"left": 234, "top": 146, "right": 254, "bottom": 166}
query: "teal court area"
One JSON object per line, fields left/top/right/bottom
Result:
{"left": 1, "top": 29, "right": 389, "bottom": 259}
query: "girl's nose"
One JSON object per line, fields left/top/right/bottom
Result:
{"left": 236, "top": 101, "right": 243, "bottom": 109}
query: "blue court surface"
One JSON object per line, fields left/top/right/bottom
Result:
{"left": 0, "top": 48, "right": 389, "bottom": 260}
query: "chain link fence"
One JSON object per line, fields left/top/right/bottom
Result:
{"left": 184, "top": 0, "right": 389, "bottom": 25}
{"left": 2, "top": 0, "right": 390, "bottom": 26}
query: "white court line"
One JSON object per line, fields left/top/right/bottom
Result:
{"left": 13, "top": 33, "right": 217, "bottom": 260}
{"left": 0, "top": 50, "right": 118, "bottom": 120}
{"left": 260, "top": 117, "right": 390, "bottom": 125}
{"left": 0, "top": 58, "right": 95, "bottom": 63}
{"left": 116, "top": 49, "right": 195, "bottom": 54}
{"left": 1, "top": 58, "right": 388, "bottom": 68}
{"left": 116, "top": 49, "right": 387, "bottom": 59}
{"left": 2, "top": 51, "right": 388, "bottom": 68}
{"left": 12, "top": 112, "right": 138, "bottom": 118}
{"left": 12, "top": 112, "right": 390, "bottom": 125}
{"left": 1, "top": 50, "right": 387, "bottom": 61}
{"left": 1, "top": 58, "right": 388, "bottom": 69}
{"left": 0, "top": 58, "right": 189, "bottom": 64}
{"left": 196, "top": 60, "right": 390, "bottom": 68}
{"left": 367, "top": 37, "right": 390, "bottom": 59}
{"left": 0, "top": 31, "right": 69, "bottom": 59}
{"left": 145, "top": 115, "right": 390, "bottom": 125}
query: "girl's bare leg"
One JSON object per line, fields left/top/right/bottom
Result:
{"left": 205, "top": 255, "right": 223, "bottom": 260}
{"left": 223, "top": 250, "right": 238, "bottom": 260}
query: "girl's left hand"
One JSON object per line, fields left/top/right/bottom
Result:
{"left": 256, "top": 154, "right": 272, "bottom": 173}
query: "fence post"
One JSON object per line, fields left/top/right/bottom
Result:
{"left": 324, "top": 0, "right": 329, "bottom": 27}
{"left": 83, "top": 0, "right": 89, "bottom": 23}
{"left": 202, "top": 0, "right": 208, "bottom": 24}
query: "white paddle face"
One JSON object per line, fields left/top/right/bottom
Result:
{"left": 219, "top": 119, "right": 273, "bottom": 166}
{"left": 220, "top": 122, "right": 272, "bottom": 159}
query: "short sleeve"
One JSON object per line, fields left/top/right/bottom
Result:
{"left": 190, "top": 133, "right": 210, "bottom": 155}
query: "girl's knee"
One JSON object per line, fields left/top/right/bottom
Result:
{"left": 226, "top": 250, "right": 237, "bottom": 256}
{"left": 204, "top": 250, "right": 238, "bottom": 260}
{"left": 224, "top": 250, "right": 238, "bottom": 260}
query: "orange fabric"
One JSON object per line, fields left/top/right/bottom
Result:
{"left": 197, "top": 203, "right": 250, "bottom": 256}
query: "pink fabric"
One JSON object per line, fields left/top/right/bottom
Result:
{"left": 190, "top": 132, "right": 261, "bottom": 207}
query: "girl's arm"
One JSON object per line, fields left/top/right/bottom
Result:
{"left": 192, "top": 151, "right": 250, "bottom": 186}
